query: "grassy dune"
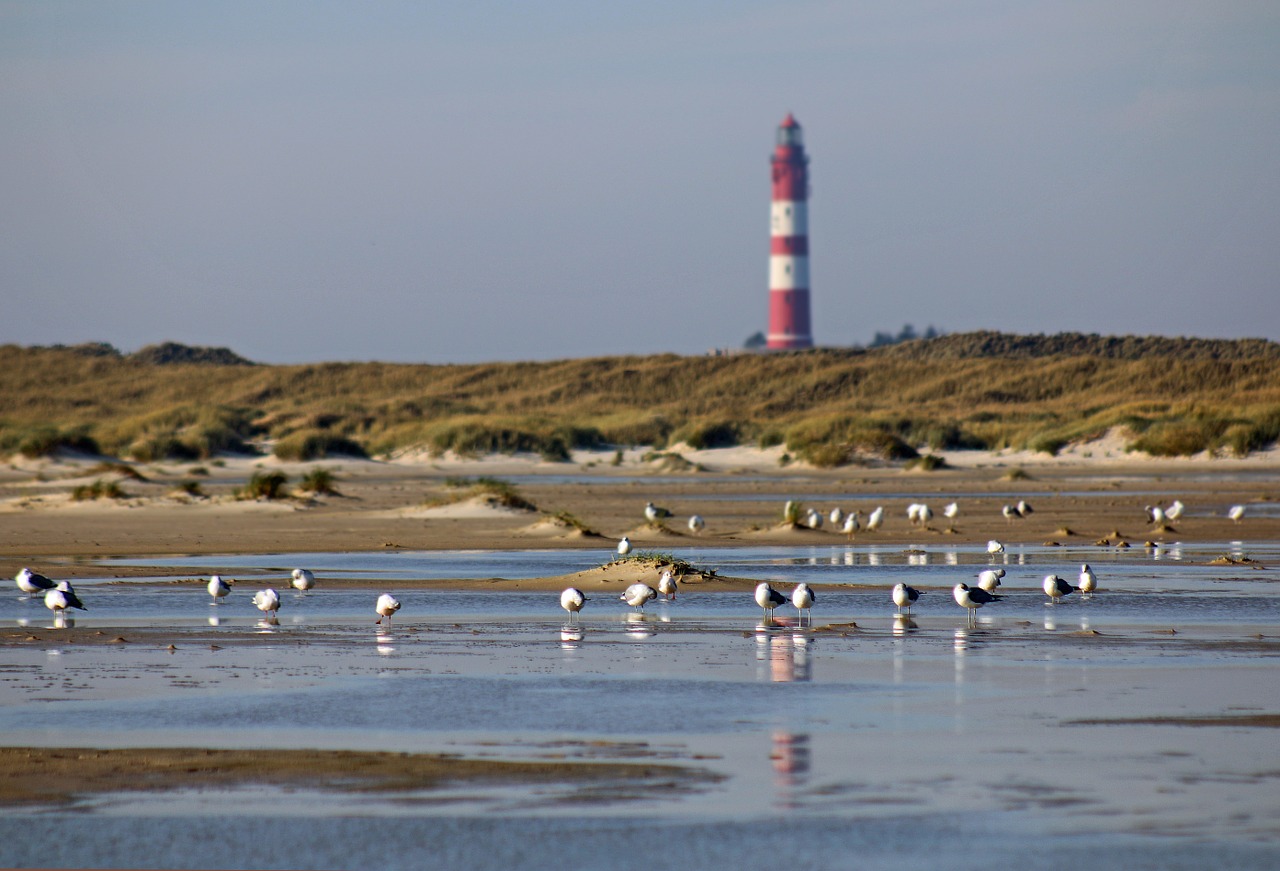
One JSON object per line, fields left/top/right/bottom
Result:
{"left": 3, "top": 332, "right": 1279, "bottom": 465}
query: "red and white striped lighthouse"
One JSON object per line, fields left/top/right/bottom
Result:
{"left": 767, "top": 113, "right": 812, "bottom": 350}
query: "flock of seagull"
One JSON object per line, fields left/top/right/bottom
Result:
{"left": 10, "top": 496, "right": 1250, "bottom": 632}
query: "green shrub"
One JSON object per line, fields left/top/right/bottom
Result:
{"left": 905, "top": 454, "right": 947, "bottom": 471}
{"left": 298, "top": 468, "right": 340, "bottom": 495}
{"left": 237, "top": 471, "right": 290, "bottom": 500}
{"left": 274, "top": 431, "right": 368, "bottom": 461}
{"left": 72, "top": 478, "right": 126, "bottom": 500}
{"left": 174, "top": 480, "right": 204, "bottom": 496}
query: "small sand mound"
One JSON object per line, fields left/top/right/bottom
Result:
{"left": 407, "top": 495, "right": 537, "bottom": 519}
{"left": 518, "top": 516, "right": 603, "bottom": 540}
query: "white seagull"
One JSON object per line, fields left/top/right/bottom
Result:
{"left": 208, "top": 574, "right": 233, "bottom": 601}
{"left": 1016, "top": 500, "right": 1034, "bottom": 517}
{"left": 976, "top": 568, "right": 1005, "bottom": 593}
{"left": 987, "top": 539, "right": 1006, "bottom": 555}
{"left": 644, "top": 501, "right": 672, "bottom": 523}
{"left": 943, "top": 502, "right": 959, "bottom": 527}
{"left": 252, "top": 588, "right": 281, "bottom": 620}
{"left": 754, "top": 582, "right": 787, "bottom": 619}
{"left": 842, "top": 512, "right": 860, "bottom": 536}
{"left": 953, "top": 583, "right": 1000, "bottom": 623}
{"left": 1227, "top": 505, "right": 1245, "bottom": 523}
{"left": 917, "top": 504, "right": 933, "bottom": 526}
{"left": 616, "top": 536, "right": 632, "bottom": 558}
{"left": 688, "top": 514, "right": 705, "bottom": 534}
{"left": 375, "top": 593, "right": 401, "bottom": 626}
{"left": 291, "top": 568, "right": 316, "bottom": 592}
{"left": 829, "top": 507, "right": 844, "bottom": 526}
{"left": 906, "top": 503, "right": 922, "bottom": 524}
{"left": 1146, "top": 505, "right": 1166, "bottom": 526}
{"left": 620, "top": 583, "right": 658, "bottom": 611}
{"left": 1043, "top": 574, "right": 1078, "bottom": 604}
{"left": 1001, "top": 505, "right": 1018, "bottom": 522}
{"left": 15, "top": 567, "right": 57, "bottom": 595}
{"left": 1078, "top": 564, "right": 1097, "bottom": 598}
{"left": 892, "top": 582, "right": 921, "bottom": 615}
{"left": 560, "top": 587, "right": 586, "bottom": 621}
{"left": 1166, "top": 500, "right": 1185, "bottom": 521}
{"left": 45, "top": 581, "right": 87, "bottom": 623}
{"left": 657, "top": 569, "right": 678, "bottom": 601}
{"left": 866, "top": 506, "right": 885, "bottom": 531}
{"left": 791, "top": 583, "right": 815, "bottom": 625}
{"left": 805, "top": 509, "right": 823, "bottom": 530}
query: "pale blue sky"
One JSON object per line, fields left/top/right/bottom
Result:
{"left": 3, "top": 2, "right": 1278, "bottom": 363}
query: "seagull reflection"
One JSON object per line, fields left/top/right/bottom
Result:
{"left": 1044, "top": 614, "right": 1057, "bottom": 631}
{"left": 560, "top": 623, "right": 584, "bottom": 650}
{"left": 624, "top": 612, "right": 655, "bottom": 639}
{"left": 892, "top": 614, "right": 918, "bottom": 636}
{"left": 754, "top": 628, "right": 813, "bottom": 682}
{"left": 770, "top": 731, "right": 812, "bottom": 810}
{"left": 375, "top": 630, "right": 395, "bottom": 656}
{"left": 207, "top": 615, "right": 221, "bottom": 627}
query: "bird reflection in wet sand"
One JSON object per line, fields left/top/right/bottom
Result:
{"left": 624, "top": 612, "right": 655, "bottom": 639}
{"left": 754, "top": 627, "right": 812, "bottom": 682}
{"left": 770, "top": 731, "right": 812, "bottom": 810}
{"left": 560, "top": 624, "right": 584, "bottom": 650}
{"left": 892, "top": 614, "right": 918, "bottom": 636}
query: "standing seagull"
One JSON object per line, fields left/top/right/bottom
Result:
{"left": 207, "top": 574, "right": 233, "bottom": 602}
{"left": 560, "top": 587, "right": 587, "bottom": 622}
{"left": 1227, "top": 505, "right": 1245, "bottom": 523}
{"left": 953, "top": 583, "right": 1000, "bottom": 624}
{"left": 1166, "top": 500, "right": 1185, "bottom": 522}
{"left": 1078, "top": 564, "right": 1097, "bottom": 598}
{"left": 1043, "top": 574, "right": 1078, "bottom": 604}
{"left": 252, "top": 588, "right": 281, "bottom": 621}
{"left": 688, "top": 515, "right": 705, "bottom": 534}
{"left": 644, "top": 501, "right": 672, "bottom": 523}
{"left": 1001, "top": 505, "right": 1018, "bottom": 523}
{"left": 15, "top": 567, "right": 57, "bottom": 596}
{"left": 45, "top": 581, "right": 87, "bottom": 625}
{"left": 792, "top": 583, "right": 815, "bottom": 626}
{"left": 375, "top": 593, "right": 401, "bottom": 627}
{"left": 620, "top": 583, "right": 658, "bottom": 611}
{"left": 842, "top": 511, "right": 860, "bottom": 537}
{"left": 976, "top": 568, "right": 1005, "bottom": 593}
{"left": 892, "top": 582, "right": 921, "bottom": 615}
{"left": 657, "top": 569, "right": 679, "bottom": 601}
{"left": 866, "top": 506, "right": 885, "bottom": 532}
{"left": 291, "top": 569, "right": 316, "bottom": 592}
{"left": 754, "top": 582, "right": 787, "bottom": 619}
{"left": 616, "top": 536, "right": 632, "bottom": 558}
{"left": 987, "top": 540, "right": 1006, "bottom": 555}
{"left": 1016, "top": 500, "right": 1034, "bottom": 517}
{"left": 943, "top": 502, "right": 959, "bottom": 530}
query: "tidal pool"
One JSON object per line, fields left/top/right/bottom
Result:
{"left": 2, "top": 543, "right": 1278, "bottom": 869}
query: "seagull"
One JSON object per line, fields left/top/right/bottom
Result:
{"left": 943, "top": 502, "right": 959, "bottom": 528}
{"left": 45, "top": 581, "right": 87, "bottom": 623}
{"left": 842, "top": 511, "right": 860, "bottom": 537}
{"left": 906, "top": 503, "right": 922, "bottom": 524}
{"left": 644, "top": 501, "right": 672, "bottom": 523}
{"left": 1146, "top": 505, "right": 1166, "bottom": 526}
{"left": 917, "top": 504, "right": 933, "bottom": 526}
{"left": 560, "top": 587, "right": 587, "bottom": 621}
{"left": 892, "top": 582, "right": 921, "bottom": 615}
{"left": 616, "top": 536, "right": 632, "bottom": 558}
{"left": 987, "top": 539, "right": 1005, "bottom": 555}
{"left": 976, "top": 568, "right": 1005, "bottom": 593}
{"left": 1016, "top": 500, "right": 1034, "bottom": 517}
{"left": 805, "top": 509, "right": 823, "bottom": 530}
{"left": 207, "top": 574, "right": 233, "bottom": 601}
{"left": 953, "top": 583, "right": 1000, "bottom": 623}
{"left": 15, "top": 567, "right": 57, "bottom": 595}
{"left": 252, "top": 588, "right": 281, "bottom": 620}
{"left": 866, "top": 506, "right": 885, "bottom": 531}
{"left": 291, "top": 568, "right": 316, "bottom": 592}
{"left": 375, "top": 593, "right": 401, "bottom": 627}
{"left": 1002, "top": 505, "right": 1018, "bottom": 522}
{"left": 1166, "top": 500, "right": 1185, "bottom": 521}
{"left": 620, "top": 583, "right": 658, "bottom": 611}
{"left": 792, "top": 583, "right": 815, "bottom": 625}
{"left": 829, "top": 507, "right": 844, "bottom": 526}
{"left": 1227, "top": 505, "right": 1245, "bottom": 523}
{"left": 657, "top": 569, "right": 679, "bottom": 601}
{"left": 688, "top": 514, "right": 705, "bottom": 534}
{"left": 1078, "top": 564, "right": 1097, "bottom": 598}
{"left": 754, "top": 582, "right": 787, "bottom": 619}
{"left": 1043, "top": 574, "right": 1079, "bottom": 604}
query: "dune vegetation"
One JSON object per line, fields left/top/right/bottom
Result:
{"left": 2, "top": 332, "right": 1279, "bottom": 466}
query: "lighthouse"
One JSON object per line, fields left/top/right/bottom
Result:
{"left": 767, "top": 113, "right": 812, "bottom": 350}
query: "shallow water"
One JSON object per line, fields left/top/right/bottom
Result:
{"left": 3, "top": 542, "right": 1279, "bottom": 869}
